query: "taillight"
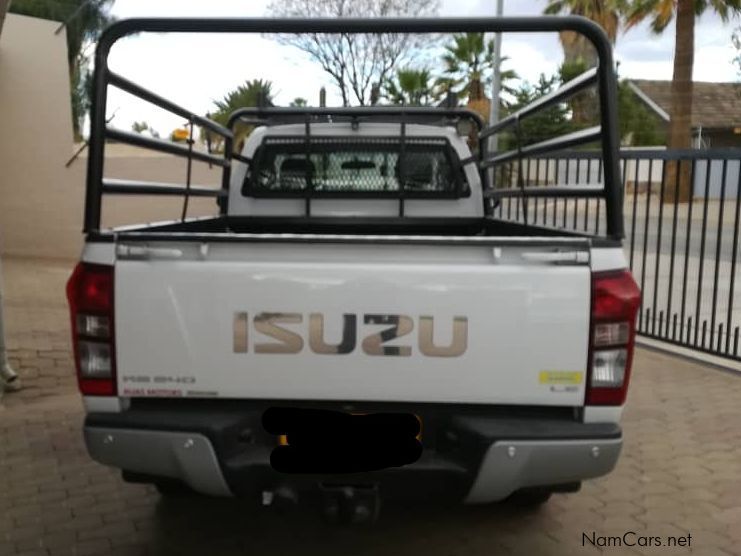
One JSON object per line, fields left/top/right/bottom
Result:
{"left": 66, "top": 263, "right": 116, "bottom": 396}
{"left": 586, "top": 270, "right": 641, "bottom": 406}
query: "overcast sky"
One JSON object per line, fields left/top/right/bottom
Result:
{"left": 105, "top": 0, "right": 741, "bottom": 135}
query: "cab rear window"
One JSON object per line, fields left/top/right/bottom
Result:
{"left": 242, "top": 136, "right": 469, "bottom": 198}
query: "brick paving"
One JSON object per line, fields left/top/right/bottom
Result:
{"left": 1, "top": 256, "right": 740, "bottom": 556}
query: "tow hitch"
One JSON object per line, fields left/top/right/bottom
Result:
{"left": 320, "top": 484, "right": 381, "bottom": 525}
{"left": 261, "top": 484, "right": 381, "bottom": 524}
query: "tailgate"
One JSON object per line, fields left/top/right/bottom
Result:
{"left": 114, "top": 238, "right": 591, "bottom": 406}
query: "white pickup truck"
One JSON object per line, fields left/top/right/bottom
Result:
{"left": 67, "top": 17, "right": 640, "bottom": 520}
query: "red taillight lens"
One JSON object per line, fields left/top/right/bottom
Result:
{"left": 586, "top": 270, "right": 641, "bottom": 406}
{"left": 66, "top": 263, "right": 116, "bottom": 396}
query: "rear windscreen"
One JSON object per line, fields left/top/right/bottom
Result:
{"left": 243, "top": 137, "right": 467, "bottom": 197}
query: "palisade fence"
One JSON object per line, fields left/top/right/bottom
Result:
{"left": 493, "top": 147, "right": 741, "bottom": 362}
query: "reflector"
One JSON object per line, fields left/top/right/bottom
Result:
{"left": 590, "top": 348, "right": 627, "bottom": 387}
{"left": 79, "top": 341, "right": 112, "bottom": 378}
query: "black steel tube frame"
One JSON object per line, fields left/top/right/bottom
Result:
{"left": 102, "top": 178, "right": 226, "bottom": 198}
{"left": 485, "top": 185, "right": 604, "bottom": 199}
{"left": 481, "top": 126, "right": 602, "bottom": 167}
{"left": 227, "top": 106, "right": 485, "bottom": 131}
{"left": 84, "top": 16, "right": 623, "bottom": 237}
{"left": 105, "top": 127, "right": 228, "bottom": 166}
{"left": 480, "top": 67, "right": 598, "bottom": 139}
{"left": 107, "top": 71, "right": 233, "bottom": 138}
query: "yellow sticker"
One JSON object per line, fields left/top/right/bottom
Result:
{"left": 539, "top": 371, "right": 583, "bottom": 385}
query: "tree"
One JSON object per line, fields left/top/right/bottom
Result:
{"left": 10, "top": 0, "right": 114, "bottom": 140}
{"left": 558, "top": 58, "right": 600, "bottom": 125}
{"left": 210, "top": 79, "right": 274, "bottom": 126}
{"left": 494, "top": 75, "right": 576, "bottom": 187}
{"left": 502, "top": 74, "right": 575, "bottom": 150}
{"left": 617, "top": 82, "right": 666, "bottom": 146}
{"left": 383, "top": 68, "right": 436, "bottom": 105}
{"left": 440, "top": 33, "right": 517, "bottom": 103}
{"left": 440, "top": 33, "right": 517, "bottom": 97}
{"left": 437, "top": 32, "right": 517, "bottom": 131}
{"left": 543, "top": 0, "right": 621, "bottom": 68}
{"left": 624, "top": 0, "right": 741, "bottom": 201}
{"left": 290, "top": 97, "right": 309, "bottom": 107}
{"left": 266, "top": 0, "right": 440, "bottom": 106}
{"left": 204, "top": 79, "right": 275, "bottom": 152}
{"left": 544, "top": 1, "right": 622, "bottom": 125}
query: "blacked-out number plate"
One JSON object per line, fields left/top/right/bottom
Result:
{"left": 262, "top": 407, "right": 422, "bottom": 474}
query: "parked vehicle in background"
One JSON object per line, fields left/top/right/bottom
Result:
{"left": 67, "top": 17, "right": 640, "bottom": 522}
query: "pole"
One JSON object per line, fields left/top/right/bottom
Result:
{"left": 486, "top": 0, "right": 504, "bottom": 194}
{"left": 489, "top": 0, "right": 504, "bottom": 148}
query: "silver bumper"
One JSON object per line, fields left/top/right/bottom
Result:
{"left": 84, "top": 427, "right": 232, "bottom": 496}
{"left": 85, "top": 427, "right": 621, "bottom": 502}
{"left": 464, "top": 438, "right": 622, "bottom": 504}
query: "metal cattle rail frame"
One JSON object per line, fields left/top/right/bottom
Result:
{"left": 83, "top": 16, "right": 623, "bottom": 241}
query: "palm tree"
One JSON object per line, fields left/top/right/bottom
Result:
{"left": 439, "top": 33, "right": 517, "bottom": 129}
{"left": 441, "top": 33, "right": 517, "bottom": 101}
{"left": 544, "top": 0, "right": 621, "bottom": 68}
{"left": 205, "top": 79, "right": 275, "bottom": 152}
{"left": 212, "top": 79, "right": 275, "bottom": 123}
{"left": 10, "top": 0, "right": 114, "bottom": 140}
{"left": 383, "top": 68, "right": 436, "bottom": 106}
{"left": 544, "top": 1, "right": 623, "bottom": 126}
{"left": 624, "top": 0, "right": 741, "bottom": 200}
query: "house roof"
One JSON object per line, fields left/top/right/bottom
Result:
{"left": 628, "top": 79, "right": 741, "bottom": 130}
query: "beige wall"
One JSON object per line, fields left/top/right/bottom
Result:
{"left": 0, "top": 14, "right": 82, "bottom": 260}
{"left": 0, "top": 14, "right": 222, "bottom": 260}
{"left": 89, "top": 145, "right": 222, "bottom": 230}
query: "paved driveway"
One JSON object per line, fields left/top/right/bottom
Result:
{"left": 1, "top": 257, "right": 740, "bottom": 556}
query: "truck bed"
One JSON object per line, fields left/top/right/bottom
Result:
{"left": 92, "top": 215, "right": 616, "bottom": 244}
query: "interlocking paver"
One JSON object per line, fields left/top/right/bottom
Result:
{"left": 1, "top": 256, "right": 740, "bottom": 556}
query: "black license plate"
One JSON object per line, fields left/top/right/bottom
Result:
{"left": 263, "top": 407, "right": 422, "bottom": 474}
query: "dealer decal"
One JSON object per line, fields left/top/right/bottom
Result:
{"left": 539, "top": 371, "right": 584, "bottom": 385}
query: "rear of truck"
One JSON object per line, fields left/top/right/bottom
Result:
{"left": 68, "top": 16, "right": 640, "bottom": 510}
{"left": 69, "top": 234, "right": 639, "bottom": 505}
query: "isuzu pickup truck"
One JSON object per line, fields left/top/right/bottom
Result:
{"left": 67, "top": 17, "right": 640, "bottom": 520}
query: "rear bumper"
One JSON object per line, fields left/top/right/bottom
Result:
{"left": 464, "top": 438, "right": 621, "bottom": 503}
{"left": 84, "top": 402, "right": 622, "bottom": 503}
{"left": 84, "top": 428, "right": 231, "bottom": 496}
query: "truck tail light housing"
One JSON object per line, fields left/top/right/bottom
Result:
{"left": 586, "top": 270, "right": 641, "bottom": 406}
{"left": 66, "top": 263, "right": 116, "bottom": 396}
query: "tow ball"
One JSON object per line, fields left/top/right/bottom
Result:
{"left": 320, "top": 484, "right": 381, "bottom": 525}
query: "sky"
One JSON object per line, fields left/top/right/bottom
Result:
{"left": 103, "top": 0, "right": 741, "bottom": 136}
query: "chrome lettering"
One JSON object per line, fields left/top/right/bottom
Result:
{"left": 233, "top": 313, "right": 467, "bottom": 357}
{"left": 233, "top": 312, "right": 248, "bottom": 353}
{"left": 362, "top": 314, "right": 413, "bottom": 357}
{"left": 309, "top": 313, "right": 357, "bottom": 354}
{"left": 418, "top": 316, "right": 468, "bottom": 357}
{"left": 254, "top": 313, "right": 304, "bottom": 354}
